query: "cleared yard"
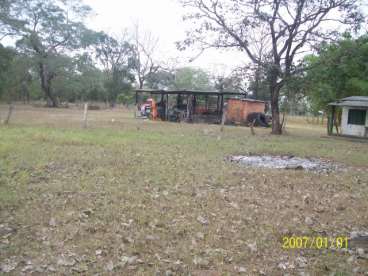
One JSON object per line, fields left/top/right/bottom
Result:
{"left": 0, "top": 105, "right": 367, "bottom": 275}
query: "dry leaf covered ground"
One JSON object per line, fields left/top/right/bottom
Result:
{"left": 0, "top": 105, "right": 367, "bottom": 275}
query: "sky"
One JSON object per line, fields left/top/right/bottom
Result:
{"left": 4, "top": 0, "right": 365, "bottom": 74}
{"left": 83, "top": 0, "right": 246, "bottom": 74}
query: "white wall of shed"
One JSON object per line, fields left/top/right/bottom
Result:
{"left": 341, "top": 107, "right": 368, "bottom": 137}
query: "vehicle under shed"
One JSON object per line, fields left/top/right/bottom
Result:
{"left": 135, "top": 89, "right": 246, "bottom": 124}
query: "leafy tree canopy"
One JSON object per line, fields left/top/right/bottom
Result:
{"left": 174, "top": 67, "right": 212, "bottom": 91}
{"left": 305, "top": 34, "right": 368, "bottom": 112}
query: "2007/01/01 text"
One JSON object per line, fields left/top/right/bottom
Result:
{"left": 282, "top": 236, "right": 348, "bottom": 249}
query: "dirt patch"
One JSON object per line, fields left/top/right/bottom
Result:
{"left": 230, "top": 154, "right": 341, "bottom": 173}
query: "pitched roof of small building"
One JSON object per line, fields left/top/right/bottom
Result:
{"left": 135, "top": 89, "right": 245, "bottom": 96}
{"left": 228, "top": 98, "right": 266, "bottom": 104}
{"left": 328, "top": 96, "right": 368, "bottom": 108}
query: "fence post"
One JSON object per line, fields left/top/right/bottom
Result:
{"left": 220, "top": 108, "right": 227, "bottom": 132}
{"left": 82, "top": 102, "right": 88, "bottom": 128}
{"left": 250, "top": 119, "right": 256, "bottom": 135}
{"left": 4, "top": 104, "right": 14, "bottom": 125}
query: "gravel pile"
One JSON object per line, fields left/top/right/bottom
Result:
{"left": 230, "top": 155, "right": 340, "bottom": 173}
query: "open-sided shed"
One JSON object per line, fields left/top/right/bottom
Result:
{"left": 135, "top": 89, "right": 246, "bottom": 124}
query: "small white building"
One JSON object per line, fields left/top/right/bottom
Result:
{"left": 328, "top": 96, "right": 368, "bottom": 138}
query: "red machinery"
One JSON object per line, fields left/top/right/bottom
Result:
{"left": 139, "top": 98, "right": 158, "bottom": 120}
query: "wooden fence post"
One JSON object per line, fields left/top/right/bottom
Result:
{"left": 250, "top": 119, "right": 256, "bottom": 135}
{"left": 82, "top": 103, "right": 88, "bottom": 128}
{"left": 4, "top": 104, "right": 14, "bottom": 125}
{"left": 220, "top": 108, "right": 227, "bottom": 132}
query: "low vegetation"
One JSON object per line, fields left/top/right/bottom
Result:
{"left": 0, "top": 105, "right": 367, "bottom": 275}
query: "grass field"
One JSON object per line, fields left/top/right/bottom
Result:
{"left": 0, "top": 105, "right": 367, "bottom": 275}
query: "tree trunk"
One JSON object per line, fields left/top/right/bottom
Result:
{"left": 253, "top": 67, "right": 260, "bottom": 100}
{"left": 270, "top": 78, "right": 282, "bottom": 135}
{"left": 139, "top": 77, "right": 144, "bottom": 89}
{"left": 39, "top": 62, "right": 58, "bottom": 107}
{"left": 21, "top": 81, "right": 30, "bottom": 104}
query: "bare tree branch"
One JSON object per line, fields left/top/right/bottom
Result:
{"left": 179, "top": 0, "right": 363, "bottom": 134}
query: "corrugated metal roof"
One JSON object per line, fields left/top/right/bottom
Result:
{"left": 135, "top": 89, "right": 245, "bottom": 96}
{"left": 328, "top": 96, "right": 368, "bottom": 107}
{"left": 228, "top": 98, "right": 265, "bottom": 103}
{"left": 341, "top": 96, "right": 368, "bottom": 102}
{"left": 329, "top": 101, "right": 368, "bottom": 107}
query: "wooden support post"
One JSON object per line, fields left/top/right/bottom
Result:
{"left": 193, "top": 95, "right": 196, "bottom": 115}
{"left": 166, "top": 94, "right": 169, "bottom": 121}
{"left": 220, "top": 104, "right": 227, "bottom": 132}
{"left": 327, "top": 106, "right": 334, "bottom": 135}
{"left": 190, "top": 94, "right": 193, "bottom": 122}
{"left": 333, "top": 107, "right": 339, "bottom": 135}
{"left": 250, "top": 119, "right": 256, "bottom": 135}
{"left": 3, "top": 104, "right": 14, "bottom": 125}
{"left": 281, "top": 111, "right": 287, "bottom": 131}
{"left": 134, "top": 91, "right": 139, "bottom": 118}
{"left": 334, "top": 119, "right": 339, "bottom": 135}
{"left": 186, "top": 95, "right": 190, "bottom": 122}
{"left": 82, "top": 103, "right": 88, "bottom": 128}
{"left": 160, "top": 93, "right": 164, "bottom": 120}
{"left": 219, "top": 94, "right": 224, "bottom": 121}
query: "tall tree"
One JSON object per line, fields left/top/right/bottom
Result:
{"left": 131, "top": 23, "right": 160, "bottom": 89}
{"left": 174, "top": 67, "right": 212, "bottom": 90}
{"left": 305, "top": 34, "right": 368, "bottom": 112}
{"left": 178, "top": 0, "right": 363, "bottom": 134}
{"left": 94, "top": 32, "right": 135, "bottom": 106}
{"left": 2, "top": 0, "right": 94, "bottom": 107}
{"left": 0, "top": 44, "right": 33, "bottom": 103}
{"left": 0, "top": 0, "right": 25, "bottom": 40}
{"left": 246, "top": 65, "right": 271, "bottom": 101}
{"left": 0, "top": 44, "right": 16, "bottom": 101}
{"left": 74, "top": 54, "right": 106, "bottom": 102}
{"left": 213, "top": 67, "right": 248, "bottom": 94}
{"left": 145, "top": 58, "right": 181, "bottom": 89}
{"left": 146, "top": 69, "right": 176, "bottom": 90}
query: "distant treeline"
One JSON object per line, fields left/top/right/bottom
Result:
{"left": 0, "top": 0, "right": 367, "bottom": 116}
